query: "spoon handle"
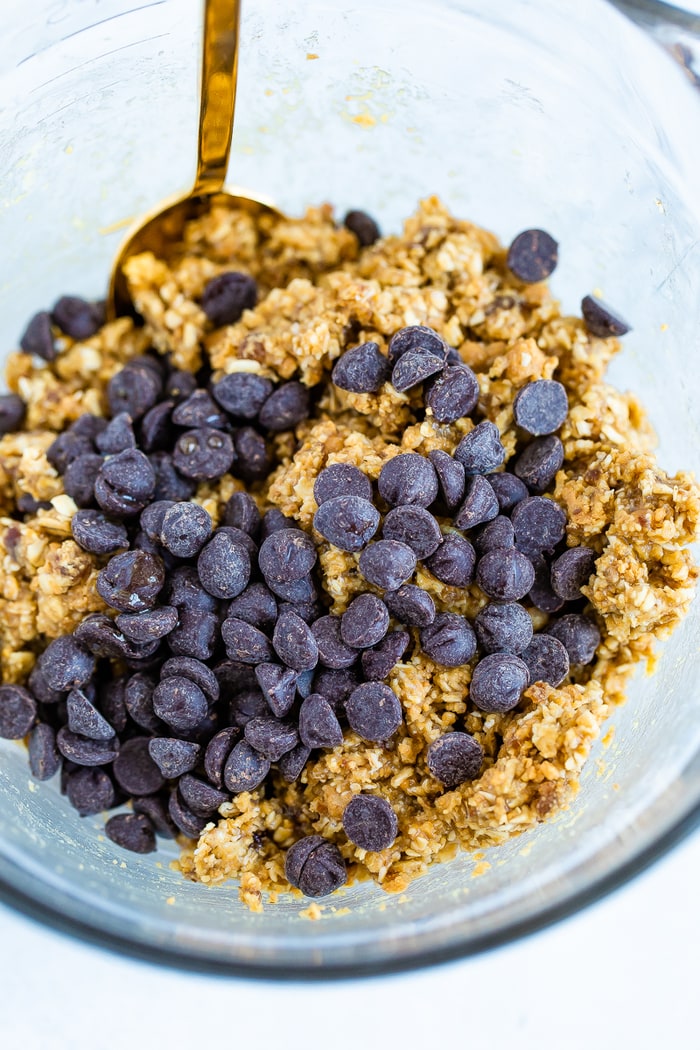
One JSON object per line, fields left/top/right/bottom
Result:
{"left": 192, "top": 0, "right": 241, "bottom": 196}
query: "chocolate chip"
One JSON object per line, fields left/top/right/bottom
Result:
{"left": 37, "top": 636, "right": 95, "bottom": 692}
{"left": 476, "top": 547, "right": 535, "bottom": 601}
{"left": 474, "top": 602, "right": 533, "bottom": 654}
{"left": 95, "top": 412, "right": 136, "bottom": 455}
{"left": 232, "top": 426, "right": 271, "bottom": 481}
{"left": 313, "top": 495, "right": 380, "bottom": 552}
{"left": 311, "top": 616, "right": 358, "bottom": 670}
{"left": 223, "top": 739, "right": 270, "bottom": 793}
{"left": 28, "top": 663, "right": 64, "bottom": 706}
{"left": 474, "top": 515, "right": 515, "bottom": 555}
{"left": 343, "top": 794, "right": 397, "bottom": 851}
{"left": 359, "top": 540, "right": 416, "bottom": 591}
{"left": 224, "top": 491, "right": 261, "bottom": 536}
{"left": 139, "top": 401, "right": 174, "bottom": 452}
{"left": 344, "top": 209, "right": 380, "bottom": 246}
{"left": 332, "top": 342, "right": 391, "bottom": 393}
{"left": 454, "top": 421, "right": 505, "bottom": 475}
{"left": 259, "top": 527, "right": 317, "bottom": 584}
{"left": 56, "top": 727, "right": 119, "bottom": 766}
{"left": 273, "top": 610, "right": 319, "bottom": 671}
{"left": 201, "top": 271, "right": 257, "bottom": 326}
{"left": 312, "top": 667, "right": 360, "bottom": 706}
{"left": 66, "top": 688, "right": 114, "bottom": 740}
{"left": 507, "top": 229, "right": 558, "bottom": 283}
{"left": 384, "top": 584, "right": 435, "bottom": 627}
{"left": 378, "top": 453, "right": 438, "bottom": 509}
{"left": 0, "top": 393, "right": 25, "bottom": 433}
{"left": 203, "top": 727, "right": 239, "bottom": 787}
{"left": 419, "top": 613, "right": 477, "bottom": 667}
{"left": 28, "top": 723, "right": 60, "bottom": 780}
{"left": 70, "top": 414, "right": 107, "bottom": 441}
{"left": 178, "top": 773, "right": 229, "bottom": 817}
{"left": 255, "top": 663, "right": 298, "bottom": 718}
{"left": 361, "top": 630, "right": 410, "bottom": 680}
{"left": 51, "top": 296, "right": 103, "bottom": 339}
{"left": 94, "top": 449, "right": 156, "bottom": 517}
{"left": 267, "top": 574, "right": 318, "bottom": 604}
{"left": 228, "top": 688, "right": 269, "bottom": 729}
{"left": 285, "top": 836, "right": 347, "bottom": 897}
{"left": 511, "top": 496, "right": 567, "bottom": 556}
{"left": 227, "top": 583, "right": 278, "bottom": 630}
{"left": 211, "top": 374, "right": 273, "bottom": 420}
{"left": 66, "top": 767, "right": 116, "bottom": 815}
{"left": 97, "top": 550, "right": 164, "bottom": 613}
{"left": 520, "top": 634, "right": 570, "bottom": 687}
{"left": 161, "top": 657, "right": 219, "bottom": 702}
{"left": 278, "top": 743, "right": 312, "bottom": 783}
{"left": 156, "top": 502, "right": 212, "bottom": 559}
{"left": 245, "top": 715, "right": 299, "bottom": 761}
{"left": 75, "top": 615, "right": 158, "bottom": 662}
{"left": 581, "top": 295, "right": 631, "bottom": 338}
{"left": 513, "top": 380, "right": 568, "bottom": 437}
{"left": 513, "top": 435, "right": 564, "bottom": 493}
{"left": 428, "top": 450, "right": 466, "bottom": 511}
{"left": 345, "top": 682, "right": 402, "bottom": 742}
{"left": 426, "top": 732, "right": 484, "bottom": 788}
{"left": 62, "top": 452, "right": 103, "bottom": 508}
{"left": 47, "top": 431, "right": 94, "bottom": 473}
{"left": 171, "top": 389, "right": 228, "bottom": 430}
{"left": 148, "top": 737, "right": 201, "bottom": 779}
{"left": 424, "top": 532, "right": 476, "bottom": 587}
{"left": 168, "top": 790, "right": 208, "bottom": 837}
{"left": 195, "top": 530, "right": 251, "bottom": 600}
{"left": 528, "top": 553, "right": 565, "bottom": 613}
{"left": 133, "top": 794, "right": 177, "bottom": 838}
{"left": 116, "top": 606, "right": 178, "bottom": 643}
{"left": 382, "top": 505, "right": 442, "bottom": 559}
{"left": 391, "top": 350, "right": 445, "bottom": 392}
{"left": 149, "top": 451, "right": 197, "bottom": 502}
{"left": 0, "top": 685, "right": 37, "bottom": 739}
{"left": 261, "top": 508, "right": 300, "bottom": 538}
{"left": 387, "top": 325, "right": 447, "bottom": 364}
{"left": 545, "top": 613, "right": 600, "bottom": 665}
{"left": 19, "top": 310, "right": 55, "bottom": 360}
{"left": 339, "top": 594, "right": 389, "bottom": 650}
{"left": 314, "top": 464, "right": 373, "bottom": 506}
{"left": 485, "top": 472, "right": 529, "bottom": 513}
{"left": 152, "top": 676, "right": 209, "bottom": 733}
{"left": 107, "top": 362, "right": 162, "bottom": 420}
{"left": 258, "top": 381, "right": 310, "bottom": 432}
{"left": 113, "top": 736, "right": 165, "bottom": 795}
{"left": 550, "top": 547, "right": 597, "bottom": 601}
{"left": 425, "top": 365, "right": 479, "bottom": 423}
{"left": 167, "top": 565, "right": 219, "bottom": 612}
{"left": 173, "top": 427, "right": 235, "bottom": 481}
{"left": 469, "top": 653, "right": 530, "bottom": 712}
{"left": 222, "top": 617, "right": 274, "bottom": 664}
{"left": 105, "top": 813, "right": 156, "bottom": 854}
{"left": 71, "top": 510, "right": 128, "bottom": 555}
{"left": 454, "top": 473, "right": 500, "bottom": 530}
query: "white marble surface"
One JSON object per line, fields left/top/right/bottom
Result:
{"left": 2, "top": 829, "right": 697, "bottom": 1049}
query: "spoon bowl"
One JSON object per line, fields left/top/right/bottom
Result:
{"left": 106, "top": 0, "right": 282, "bottom": 319}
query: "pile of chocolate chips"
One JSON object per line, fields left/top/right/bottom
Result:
{"left": 0, "top": 224, "right": 632, "bottom": 898}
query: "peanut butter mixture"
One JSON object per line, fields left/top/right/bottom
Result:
{"left": 2, "top": 197, "right": 697, "bottom": 909}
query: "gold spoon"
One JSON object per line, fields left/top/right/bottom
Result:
{"left": 107, "top": 0, "right": 280, "bottom": 319}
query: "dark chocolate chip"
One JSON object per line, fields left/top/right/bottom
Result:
{"left": 426, "top": 732, "right": 484, "bottom": 788}
{"left": 172, "top": 427, "right": 235, "bottom": 481}
{"left": 384, "top": 584, "right": 436, "bottom": 627}
{"left": 51, "top": 296, "right": 103, "bottom": 340}
{"left": 387, "top": 325, "right": 447, "bottom": 364}
{"left": 485, "top": 472, "right": 529, "bottom": 513}
{"left": 545, "top": 613, "right": 600, "bottom": 665}
{"left": 116, "top": 606, "right": 178, "bottom": 643}
{"left": 159, "top": 502, "right": 212, "bottom": 558}
{"left": 520, "top": 634, "right": 570, "bottom": 687}
{"left": 391, "top": 350, "right": 444, "bottom": 392}
{"left": 19, "top": 310, "right": 55, "bottom": 360}
{"left": 273, "top": 610, "right": 319, "bottom": 671}
{"left": 212, "top": 372, "right": 274, "bottom": 420}
{"left": 245, "top": 715, "right": 299, "bottom": 761}
{"left": 278, "top": 742, "right": 312, "bottom": 783}
{"left": 66, "top": 687, "right": 114, "bottom": 740}
{"left": 0, "top": 393, "right": 26, "bottom": 433}
{"left": 71, "top": 510, "right": 128, "bottom": 555}
{"left": 223, "top": 739, "right": 271, "bottom": 793}
{"left": 227, "top": 583, "right": 278, "bottom": 630}
{"left": 107, "top": 362, "right": 162, "bottom": 420}
{"left": 314, "top": 463, "right": 373, "bottom": 506}
{"left": 469, "top": 652, "right": 530, "bottom": 713}
{"left": 528, "top": 553, "right": 565, "bottom": 613}
{"left": 171, "top": 390, "right": 228, "bottom": 430}
{"left": 28, "top": 722, "right": 60, "bottom": 780}
{"left": 312, "top": 667, "right": 360, "bottom": 706}
{"left": 204, "top": 727, "right": 239, "bottom": 788}
{"left": 285, "top": 836, "right": 347, "bottom": 898}
{"left": 454, "top": 421, "right": 505, "bottom": 475}
{"left": 148, "top": 737, "right": 201, "bottom": 779}
{"left": 453, "top": 473, "right": 500, "bottom": 530}
{"left": 358, "top": 540, "right": 417, "bottom": 591}
{"left": 428, "top": 450, "right": 466, "bottom": 511}
{"left": 581, "top": 295, "right": 631, "bottom": 338}
{"left": 476, "top": 546, "right": 535, "bottom": 602}
{"left": 201, "top": 271, "right": 257, "bottom": 326}
{"left": 228, "top": 688, "right": 269, "bottom": 729}
{"left": 259, "top": 527, "right": 317, "bottom": 585}
{"left": 113, "top": 736, "right": 165, "bottom": 795}
{"left": 258, "top": 381, "right": 310, "bottom": 432}
{"left": 66, "top": 767, "right": 115, "bottom": 815}
{"left": 168, "top": 790, "right": 208, "bottom": 837}
{"left": 474, "top": 602, "right": 533, "bottom": 654}
{"left": 0, "top": 684, "right": 37, "bottom": 739}
{"left": 343, "top": 794, "right": 398, "bottom": 851}
{"left": 94, "top": 449, "right": 156, "bottom": 517}
{"left": 178, "top": 773, "right": 229, "bottom": 817}
{"left": 133, "top": 794, "right": 177, "bottom": 838}
{"left": 378, "top": 453, "right": 439, "bottom": 508}
{"left": 222, "top": 617, "right": 275, "bottom": 664}
{"left": 313, "top": 495, "right": 380, "bottom": 552}
{"left": 344, "top": 209, "right": 380, "bottom": 246}
{"left": 507, "top": 229, "right": 558, "bottom": 283}
{"left": 47, "top": 431, "right": 94, "bottom": 473}
{"left": 62, "top": 452, "right": 104, "bottom": 508}
{"left": 96, "top": 549, "right": 164, "bottom": 613}
{"left": 152, "top": 676, "right": 209, "bottom": 733}
{"left": 513, "top": 435, "right": 564, "bottom": 493}
{"left": 149, "top": 451, "right": 197, "bottom": 502}
{"left": 139, "top": 400, "right": 174, "bottom": 452}
{"left": 513, "top": 380, "right": 568, "bottom": 437}
{"left": 160, "top": 657, "right": 219, "bottom": 702}
{"left": 56, "top": 727, "right": 119, "bottom": 766}
{"left": 231, "top": 426, "right": 271, "bottom": 482}
{"left": 425, "top": 365, "right": 479, "bottom": 423}
{"left": 382, "top": 505, "right": 442, "bottom": 560}
{"left": 424, "top": 532, "right": 476, "bottom": 588}
{"left": 361, "top": 630, "right": 410, "bottom": 681}
{"left": 260, "top": 508, "right": 300, "bottom": 538}
{"left": 340, "top": 594, "right": 390, "bottom": 649}
{"left": 311, "top": 616, "right": 358, "bottom": 670}
{"left": 550, "top": 547, "right": 597, "bottom": 601}
{"left": 197, "top": 530, "right": 251, "bottom": 599}
{"left": 166, "top": 565, "right": 219, "bottom": 611}
{"left": 105, "top": 812, "right": 156, "bottom": 854}
{"left": 345, "top": 682, "right": 402, "bottom": 742}
{"left": 37, "top": 636, "right": 95, "bottom": 692}
{"left": 511, "top": 496, "right": 567, "bottom": 557}
{"left": 331, "top": 342, "right": 391, "bottom": 393}
{"left": 255, "top": 663, "right": 299, "bottom": 718}
{"left": 95, "top": 412, "right": 136, "bottom": 454}
{"left": 474, "top": 515, "right": 515, "bottom": 555}
{"left": 224, "top": 491, "right": 262, "bottom": 536}
{"left": 419, "top": 613, "right": 477, "bottom": 667}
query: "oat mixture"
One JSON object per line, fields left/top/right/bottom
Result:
{"left": 1, "top": 196, "right": 698, "bottom": 909}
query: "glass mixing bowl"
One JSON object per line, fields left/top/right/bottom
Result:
{"left": 1, "top": 0, "right": 700, "bottom": 978}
